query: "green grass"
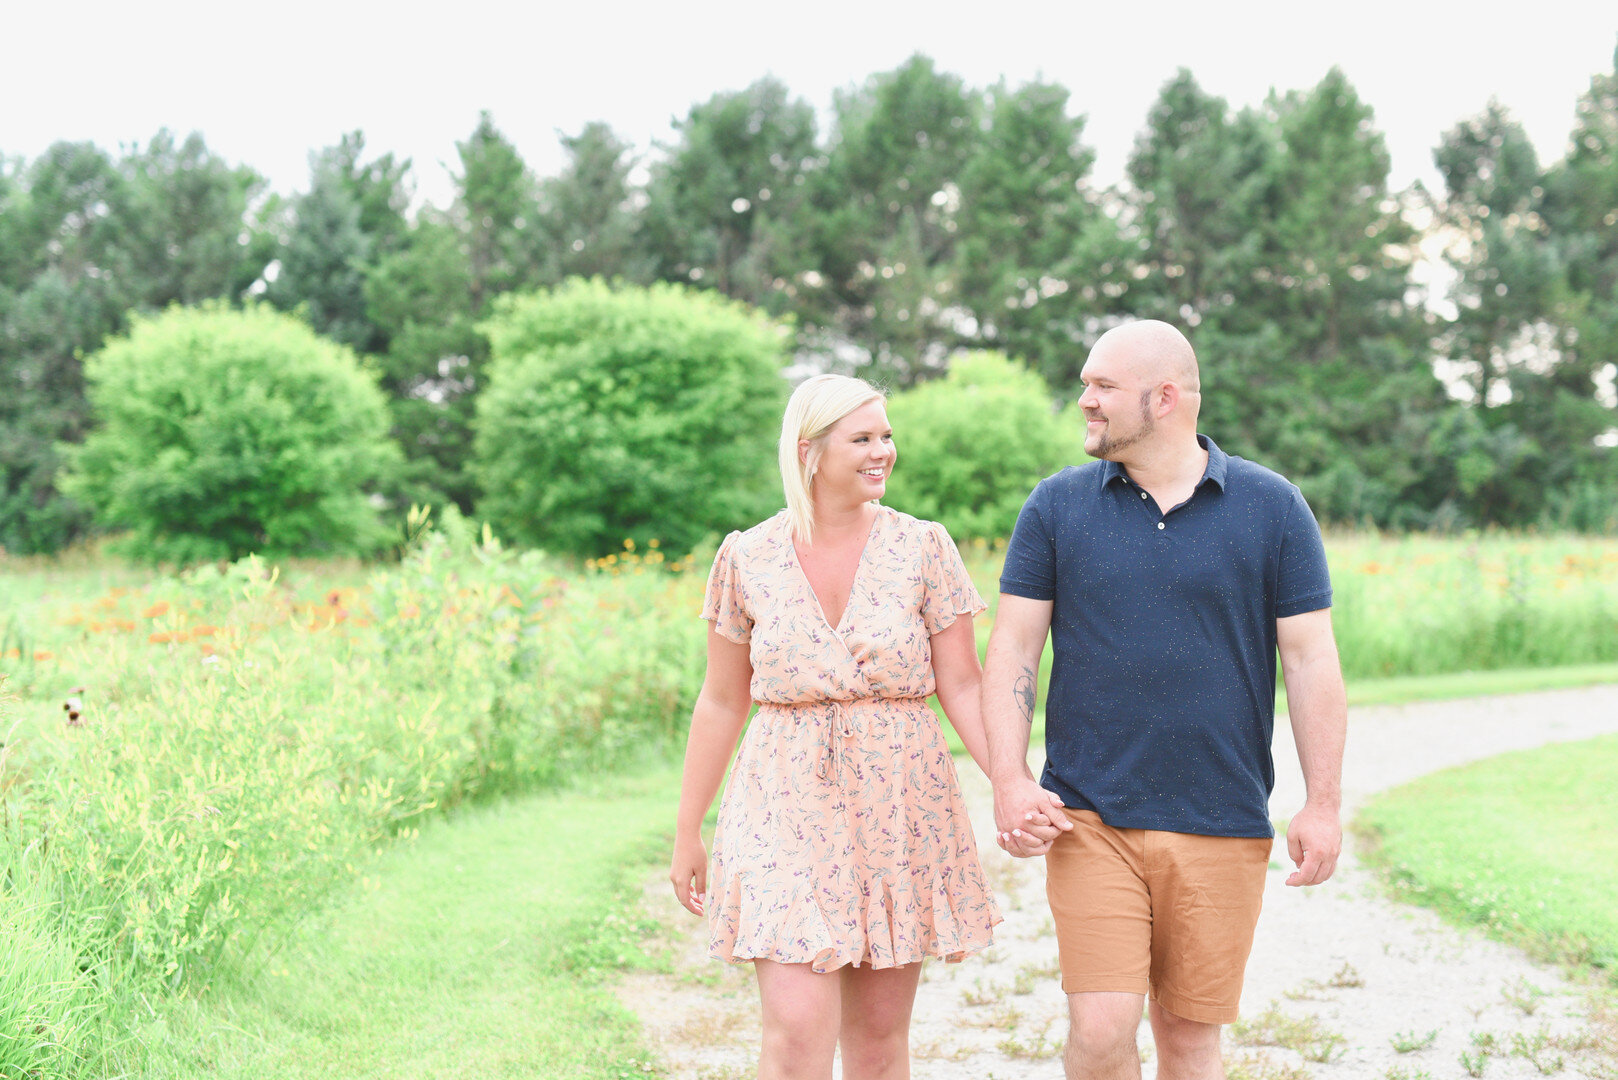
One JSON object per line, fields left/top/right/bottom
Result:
{"left": 1339, "top": 662, "right": 1618, "bottom": 706}
{"left": 128, "top": 769, "right": 681, "bottom": 1079}
{"left": 1356, "top": 734, "right": 1618, "bottom": 982}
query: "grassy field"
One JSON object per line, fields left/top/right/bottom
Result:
{"left": 1, "top": 528, "right": 1616, "bottom": 1076}
{"left": 1356, "top": 734, "right": 1618, "bottom": 983}
{"left": 131, "top": 771, "right": 681, "bottom": 1079}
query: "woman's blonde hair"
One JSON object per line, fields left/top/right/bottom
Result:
{"left": 779, "top": 373, "right": 887, "bottom": 545}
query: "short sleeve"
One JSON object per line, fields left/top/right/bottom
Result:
{"left": 919, "top": 522, "right": 988, "bottom": 636}
{"left": 701, "top": 531, "right": 753, "bottom": 643}
{"left": 999, "top": 485, "right": 1057, "bottom": 600}
{"left": 1276, "top": 486, "right": 1333, "bottom": 618}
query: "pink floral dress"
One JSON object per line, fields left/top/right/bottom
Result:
{"left": 701, "top": 504, "right": 1001, "bottom": 972}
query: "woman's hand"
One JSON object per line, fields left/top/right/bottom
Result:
{"left": 670, "top": 832, "right": 709, "bottom": 915}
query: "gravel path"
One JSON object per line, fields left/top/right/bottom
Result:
{"left": 621, "top": 685, "right": 1618, "bottom": 1079}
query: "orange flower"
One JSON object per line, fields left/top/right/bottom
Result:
{"left": 142, "top": 601, "right": 170, "bottom": 619}
{"left": 113, "top": 618, "right": 137, "bottom": 632}
{"left": 149, "top": 631, "right": 176, "bottom": 644}
{"left": 3, "top": 647, "right": 18, "bottom": 659}
{"left": 398, "top": 603, "right": 421, "bottom": 619}
{"left": 33, "top": 650, "right": 54, "bottom": 662}
{"left": 189, "top": 625, "right": 217, "bottom": 638}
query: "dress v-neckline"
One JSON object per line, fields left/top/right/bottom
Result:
{"left": 789, "top": 506, "right": 884, "bottom": 637}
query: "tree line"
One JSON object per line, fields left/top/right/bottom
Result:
{"left": 3, "top": 50, "right": 1616, "bottom": 555}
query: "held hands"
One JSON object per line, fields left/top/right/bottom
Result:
{"left": 992, "top": 775, "right": 1073, "bottom": 858}
{"left": 669, "top": 833, "right": 708, "bottom": 915}
{"left": 1284, "top": 801, "right": 1342, "bottom": 886}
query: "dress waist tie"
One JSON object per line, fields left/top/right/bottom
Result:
{"left": 757, "top": 698, "right": 929, "bottom": 785}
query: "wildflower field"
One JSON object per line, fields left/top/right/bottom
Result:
{"left": 0, "top": 514, "right": 707, "bottom": 1077}
{"left": 1, "top": 526, "right": 1615, "bottom": 1076}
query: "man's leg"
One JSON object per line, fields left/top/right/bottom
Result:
{"left": 1148, "top": 1000, "right": 1224, "bottom": 1080}
{"left": 1141, "top": 830, "right": 1272, "bottom": 1079}
{"left": 1065, "top": 991, "right": 1146, "bottom": 1080}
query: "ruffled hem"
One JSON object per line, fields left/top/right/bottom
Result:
{"left": 706, "top": 868, "right": 1001, "bottom": 973}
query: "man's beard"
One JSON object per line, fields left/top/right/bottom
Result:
{"left": 1086, "top": 389, "right": 1155, "bottom": 459}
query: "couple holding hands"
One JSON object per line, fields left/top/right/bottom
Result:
{"left": 671, "top": 319, "right": 1347, "bottom": 1080}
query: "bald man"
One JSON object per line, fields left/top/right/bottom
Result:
{"left": 981, "top": 320, "right": 1346, "bottom": 1080}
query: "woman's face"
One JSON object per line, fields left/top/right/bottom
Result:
{"left": 808, "top": 399, "right": 896, "bottom": 505}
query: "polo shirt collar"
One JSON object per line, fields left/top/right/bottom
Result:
{"left": 1101, "top": 433, "right": 1229, "bottom": 491}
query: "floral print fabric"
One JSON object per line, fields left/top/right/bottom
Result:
{"left": 700, "top": 505, "right": 1001, "bottom": 971}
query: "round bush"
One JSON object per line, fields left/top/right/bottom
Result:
{"left": 65, "top": 304, "right": 400, "bottom": 563}
{"left": 883, "top": 350, "right": 1086, "bottom": 541}
{"left": 474, "top": 278, "right": 788, "bottom": 557}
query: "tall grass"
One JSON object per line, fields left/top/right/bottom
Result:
{"left": 0, "top": 516, "right": 706, "bottom": 1077}
{"left": 1327, "top": 534, "right": 1618, "bottom": 677}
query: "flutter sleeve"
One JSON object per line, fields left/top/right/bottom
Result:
{"left": 919, "top": 521, "right": 988, "bottom": 636}
{"left": 700, "top": 531, "right": 753, "bottom": 644}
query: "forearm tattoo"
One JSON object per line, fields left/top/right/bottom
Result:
{"left": 1013, "top": 666, "right": 1037, "bottom": 726}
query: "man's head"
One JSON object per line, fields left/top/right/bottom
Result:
{"left": 1076, "top": 320, "right": 1201, "bottom": 461}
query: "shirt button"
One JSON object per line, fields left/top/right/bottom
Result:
{"left": 1156, "top": 522, "right": 1166, "bottom": 530}
{"left": 1139, "top": 491, "right": 1148, "bottom": 500}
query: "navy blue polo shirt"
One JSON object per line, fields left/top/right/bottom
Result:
{"left": 999, "top": 435, "right": 1332, "bottom": 838}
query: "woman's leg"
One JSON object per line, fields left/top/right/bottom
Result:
{"left": 754, "top": 960, "right": 841, "bottom": 1080}
{"left": 838, "top": 962, "right": 923, "bottom": 1080}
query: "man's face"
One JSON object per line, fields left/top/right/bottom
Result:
{"left": 1077, "top": 348, "right": 1155, "bottom": 460}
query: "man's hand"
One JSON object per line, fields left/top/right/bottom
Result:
{"left": 1284, "top": 802, "right": 1341, "bottom": 886}
{"left": 992, "top": 774, "right": 1072, "bottom": 858}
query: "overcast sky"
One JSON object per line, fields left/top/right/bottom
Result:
{"left": 5, "top": 1, "right": 1616, "bottom": 209}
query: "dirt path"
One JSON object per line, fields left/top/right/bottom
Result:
{"left": 620, "top": 685, "right": 1618, "bottom": 1079}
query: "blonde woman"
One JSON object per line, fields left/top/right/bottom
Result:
{"left": 671, "top": 374, "right": 1063, "bottom": 1079}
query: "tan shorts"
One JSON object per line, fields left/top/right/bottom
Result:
{"left": 1045, "top": 808, "right": 1271, "bottom": 1024}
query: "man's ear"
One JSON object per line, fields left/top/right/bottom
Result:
{"left": 1156, "top": 382, "right": 1180, "bottom": 418}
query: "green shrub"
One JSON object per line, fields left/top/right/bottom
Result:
{"left": 883, "top": 351, "right": 1085, "bottom": 540}
{"left": 473, "top": 278, "right": 788, "bottom": 557}
{"left": 64, "top": 304, "right": 401, "bottom": 564}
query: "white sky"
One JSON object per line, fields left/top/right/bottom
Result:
{"left": 4, "top": 1, "right": 1616, "bottom": 210}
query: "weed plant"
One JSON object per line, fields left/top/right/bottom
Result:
{"left": 1233, "top": 1002, "right": 1348, "bottom": 1063}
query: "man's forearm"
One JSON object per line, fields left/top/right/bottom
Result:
{"left": 1284, "top": 656, "right": 1346, "bottom": 809}
{"left": 982, "top": 640, "right": 1038, "bottom": 783}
